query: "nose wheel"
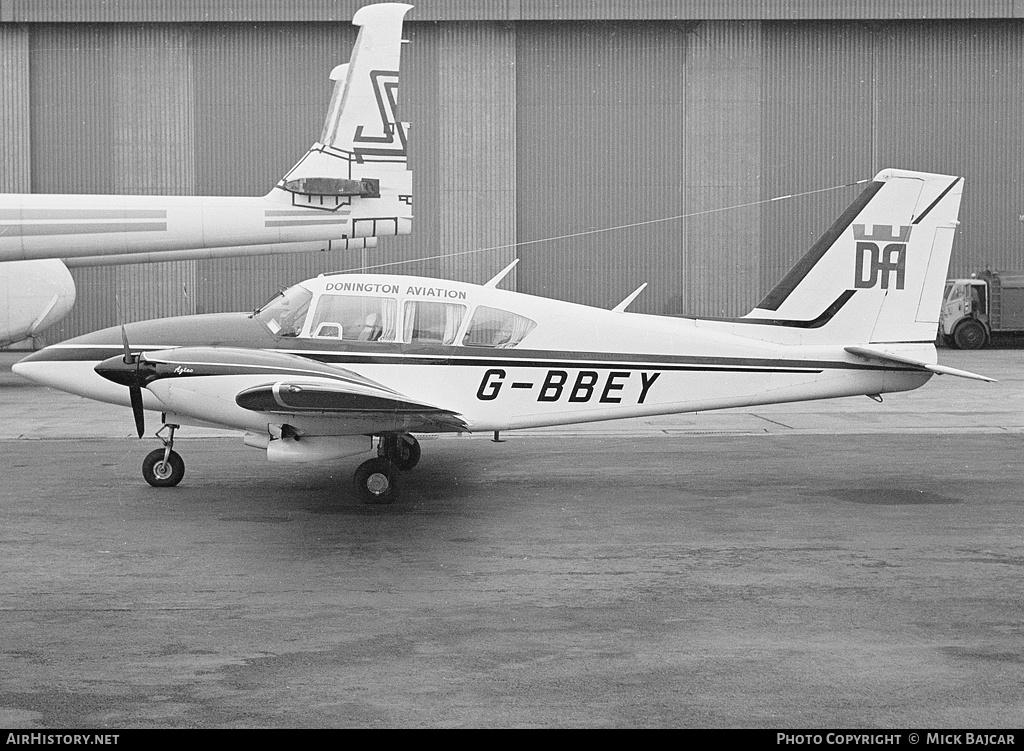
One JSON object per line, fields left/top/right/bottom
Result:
{"left": 142, "top": 424, "right": 185, "bottom": 487}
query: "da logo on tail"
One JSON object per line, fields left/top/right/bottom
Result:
{"left": 854, "top": 224, "right": 911, "bottom": 290}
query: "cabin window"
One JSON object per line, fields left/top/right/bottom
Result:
{"left": 403, "top": 301, "right": 466, "bottom": 345}
{"left": 307, "top": 294, "right": 397, "bottom": 341}
{"left": 253, "top": 284, "right": 314, "bottom": 337}
{"left": 463, "top": 306, "right": 536, "bottom": 348}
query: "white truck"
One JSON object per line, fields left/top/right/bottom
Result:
{"left": 939, "top": 270, "right": 1024, "bottom": 349}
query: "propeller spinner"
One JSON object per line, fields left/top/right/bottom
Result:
{"left": 94, "top": 324, "right": 151, "bottom": 438}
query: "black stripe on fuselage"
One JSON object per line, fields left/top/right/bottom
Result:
{"left": 304, "top": 353, "right": 822, "bottom": 373}
{"left": 28, "top": 343, "right": 919, "bottom": 374}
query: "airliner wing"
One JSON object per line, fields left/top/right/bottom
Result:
{"left": 844, "top": 346, "right": 996, "bottom": 382}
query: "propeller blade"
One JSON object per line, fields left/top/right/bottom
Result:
{"left": 94, "top": 355, "right": 148, "bottom": 439}
{"left": 121, "top": 323, "right": 132, "bottom": 365}
{"left": 129, "top": 384, "right": 146, "bottom": 438}
{"left": 110, "top": 300, "right": 146, "bottom": 437}
{"left": 115, "top": 295, "right": 133, "bottom": 365}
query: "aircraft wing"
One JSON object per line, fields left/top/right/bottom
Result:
{"left": 129, "top": 346, "right": 468, "bottom": 433}
{"left": 235, "top": 380, "right": 468, "bottom": 432}
{"left": 844, "top": 346, "right": 996, "bottom": 382}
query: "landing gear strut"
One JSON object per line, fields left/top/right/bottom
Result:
{"left": 142, "top": 423, "right": 184, "bottom": 487}
{"left": 380, "top": 433, "right": 421, "bottom": 470}
{"left": 352, "top": 433, "right": 421, "bottom": 504}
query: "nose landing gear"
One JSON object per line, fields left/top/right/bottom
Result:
{"left": 142, "top": 423, "right": 184, "bottom": 487}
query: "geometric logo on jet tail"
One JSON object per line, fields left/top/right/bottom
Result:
{"left": 853, "top": 224, "right": 912, "bottom": 290}
{"left": 353, "top": 69, "right": 406, "bottom": 161}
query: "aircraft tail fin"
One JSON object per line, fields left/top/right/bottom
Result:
{"left": 742, "top": 169, "right": 964, "bottom": 344}
{"left": 271, "top": 3, "right": 412, "bottom": 238}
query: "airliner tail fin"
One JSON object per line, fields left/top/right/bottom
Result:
{"left": 271, "top": 3, "right": 413, "bottom": 238}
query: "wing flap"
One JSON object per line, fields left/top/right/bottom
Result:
{"left": 844, "top": 346, "right": 996, "bottom": 382}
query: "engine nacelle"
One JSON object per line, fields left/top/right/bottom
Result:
{"left": 0, "top": 259, "right": 76, "bottom": 346}
{"left": 263, "top": 434, "right": 372, "bottom": 463}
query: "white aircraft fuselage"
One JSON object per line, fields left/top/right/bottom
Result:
{"left": 15, "top": 271, "right": 934, "bottom": 437}
{"left": 0, "top": 193, "right": 407, "bottom": 263}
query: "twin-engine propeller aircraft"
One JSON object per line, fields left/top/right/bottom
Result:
{"left": 0, "top": 3, "right": 412, "bottom": 345}
{"left": 15, "top": 169, "right": 992, "bottom": 503}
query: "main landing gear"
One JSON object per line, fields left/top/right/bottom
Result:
{"left": 142, "top": 424, "right": 184, "bottom": 488}
{"left": 137, "top": 425, "right": 419, "bottom": 502}
{"left": 353, "top": 433, "right": 421, "bottom": 505}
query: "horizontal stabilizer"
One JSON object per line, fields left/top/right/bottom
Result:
{"left": 844, "top": 346, "right": 996, "bottom": 382}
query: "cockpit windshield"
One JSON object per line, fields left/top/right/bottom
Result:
{"left": 252, "top": 284, "right": 313, "bottom": 337}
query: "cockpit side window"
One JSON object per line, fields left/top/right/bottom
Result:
{"left": 253, "top": 284, "right": 314, "bottom": 337}
{"left": 403, "top": 301, "right": 466, "bottom": 345}
{"left": 308, "top": 294, "right": 397, "bottom": 341}
{"left": 463, "top": 306, "right": 536, "bottom": 348}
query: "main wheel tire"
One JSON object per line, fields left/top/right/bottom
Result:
{"left": 142, "top": 448, "right": 185, "bottom": 487}
{"left": 354, "top": 458, "right": 399, "bottom": 504}
{"left": 953, "top": 319, "right": 987, "bottom": 350}
{"left": 389, "top": 434, "right": 421, "bottom": 471}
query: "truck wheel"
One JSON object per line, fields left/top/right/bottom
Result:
{"left": 953, "top": 320, "right": 987, "bottom": 350}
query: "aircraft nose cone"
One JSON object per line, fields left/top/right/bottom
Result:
{"left": 12, "top": 342, "right": 162, "bottom": 406}
{"left": 12, "top": 347, "right": 71, "bottom": 389}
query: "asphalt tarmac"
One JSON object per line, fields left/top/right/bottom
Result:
{"left": 1, "top": 349, "right": 1023, "bottom": 728}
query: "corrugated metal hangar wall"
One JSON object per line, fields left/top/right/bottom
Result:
{"left": 1, "top": 1, "right": 1022, "bottom": 343}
